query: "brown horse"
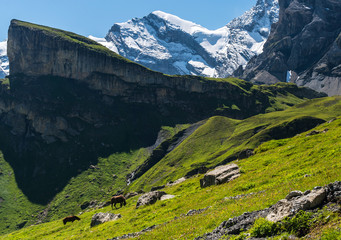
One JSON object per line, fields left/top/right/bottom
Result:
{"left": 63, "top": 215, "right": 80, "bottom": 225}
{"left": 111, "top": 195, "right": 126, "bottom": 209}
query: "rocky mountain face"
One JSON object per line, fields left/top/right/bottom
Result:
{"left": 92, "top": 0, "right": 279, "bottom": 78}
{"left": 2, "top": 19, "right": 323, "bottom": 204}
{"left": 0, "top": 40, "right": 9, "bottom": 78}
{"left": 236, "top": 0, "right": 341, "bottom": 96}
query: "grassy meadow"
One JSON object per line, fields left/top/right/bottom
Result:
{"left": 1, "top": 97, "right": 340, "bottom": 239}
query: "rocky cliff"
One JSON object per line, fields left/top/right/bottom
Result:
{"left": 236, "top": 0, "right": 341, "bottom": 96}
{"left": 1, "top": 19, "right": 324, "bottom": 204}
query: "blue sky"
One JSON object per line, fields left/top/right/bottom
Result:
{"left": 0, "top": 0, "right": 257, "bottom": 41}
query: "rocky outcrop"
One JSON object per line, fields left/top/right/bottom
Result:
{"left": 196, "top": 181, "right": 341, "bottom": 239}
{"left": 200, "top": 163, "right": 240, "bottom": 188}
{"left": 136, "top": 191, "right": 166, "bottom": 209}
{"left": 236, "top": 0, "right": 341, "bottom": 96}
{"left": 109, "top": 225, "right": 157, "bottom": 240}
{"left": 266, "top": 187, "right": 326, "bottom": 222}
{"left": 90, "top": 212, "right": 121, "bottom": 227}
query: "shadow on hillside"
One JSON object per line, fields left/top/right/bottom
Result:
{"left": 0, "top": 75, "right": 253, "bottom": 205}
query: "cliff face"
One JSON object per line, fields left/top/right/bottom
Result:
{"left": 236, "top": 0, "right": 341, "bottom": 96}
{"left": 2, "top": 19, "right": 324, "bottom": 204}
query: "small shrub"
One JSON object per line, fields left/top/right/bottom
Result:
{"left": 281, "top": 210, "right": 313, "bottom": 237}
{"left": 237, "top": 183, "right": 255, "bottom": 192}
{"left": 229, "top": 233, "right": 248, "bottom": 240}
{"left": 250, "top": 218, "right": 281, "bottom": 237}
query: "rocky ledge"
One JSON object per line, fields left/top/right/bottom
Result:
{"left": 196, "top": 181, "right": 341, "bottom": 239}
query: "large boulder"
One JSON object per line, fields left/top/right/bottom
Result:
{"left": 200, "top": 163, "right": 240, "bottom": 188}
{"left": 90, "top": 212, "right": 122, "bottom": 227}
{"left": 266, "top": 187, "right": 327, "bottom": 222}
{"left": 136, "top": 191, "right": 166, "bottom": 209}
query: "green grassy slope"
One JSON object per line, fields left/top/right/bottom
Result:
{"left": 129, "top": 96, "right": 341, "bottom": 192}
{"left": 0, "top": 124, "right": 190, "bottom": 234}
{"left": 2, "top": 107, "right": 340, "bottom": 239}
{"left": 0, "top": 153, "right": 41, "bottom": 233}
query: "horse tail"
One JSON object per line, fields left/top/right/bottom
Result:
{"left": 123, "top": 198, "right": 127, "bottom": 206}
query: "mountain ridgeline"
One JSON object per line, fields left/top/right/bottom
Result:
{"left": 0, "top": 19, "right": 324, "bottom": 206}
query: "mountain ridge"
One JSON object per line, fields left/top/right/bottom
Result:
{"left": 236, "top": 0, "right": 341, "bottom": 96}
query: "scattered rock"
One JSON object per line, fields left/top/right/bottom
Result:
{"left": 97, "top": 201, "right": 111, "bottom": 208}
{"left": 65, "top": 195, "right": 70, "bottom": 199}
{"left": 90, "top": 212, "right": 121, "bottom": 227}
{"left": 136, "top": 191, "right": 166, "bottom": 209}
{"left": 285, "top": 191, "right": 303, "bottom": 200}
{"left": 125, "top": 192, "right": 139, "bottom": 199}
{"left": 0, "top": 197, "right": 4, "bottom": 203}
{"left": 160, "top": 195, "right": 175, "bottom": 201}
{"left": 224, "top": 191, "right": 265, "bottom": 201}
{"left": 328, "top": 118, "right": 336, "bottom": 124}
{"left": 306, "top": 128, "right": 329, "bottom": 137}
{"left": 80, "top": 200, "right": 97, "bottom": 210}
{"left": 306, "top": 130, "right": 320, "bottom": 137}
{"left": 200, "top": 163, "right": 240, "bottom": 188}
{"left": 108, "top": 225, "right": 157, "bottom": 240}
{"left": 238, "top": 149, "right": 254, "bottom": 159}
{"left": 166, "top": 177, "right": 187, "bottom": 187}
{"left": 89, "top": 165, "right": 99, "bottom": 170}
{"left": 112, "top": 174, "right": 117, "bottom": 178}
{"left": 186, "top": 206, "right": 210, "bottom": 216}
{"left": 151, "top": 185, "right": 165, "bottom": 191}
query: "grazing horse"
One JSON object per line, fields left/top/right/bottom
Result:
{"left": 63, "top": 215, "right": 80, "bottom": 225}
{"left": 111, "top": 195, "right": 127, "bottom": 209}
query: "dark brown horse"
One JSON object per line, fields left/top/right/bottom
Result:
{"left": 111, "top": 195, "right": 126, "bottom": 209}
{"left": 63, "top": 215, "right": 80, "bottom": 225}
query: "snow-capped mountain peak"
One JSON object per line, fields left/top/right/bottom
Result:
{"left": 150, "top": 10, "right": 209, "bottom": 35}
{"left": 97, "top": 0, "right": 279, "bottom": 78}
{"left": 0, "top": 40, "right": 9, "bottom": 78}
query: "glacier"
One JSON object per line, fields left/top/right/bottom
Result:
{"left": 0, "top": 40, "right": 9, "bottom": 79}
{"left": 91, "top": 0, "right": 279, "bottom": 78}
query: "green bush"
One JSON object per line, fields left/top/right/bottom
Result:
{"left": 250, "top": 218, "right": 281, "bottom": 237}
{"left": 281, "top": 211, "right": 313, "bottom": 237}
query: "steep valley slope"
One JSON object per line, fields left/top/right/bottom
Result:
{"left": 0, "top": 18, "right": 330, "bottom": 236}
{"left": 0, "top": 96, "right": 340, "bottom": 239}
